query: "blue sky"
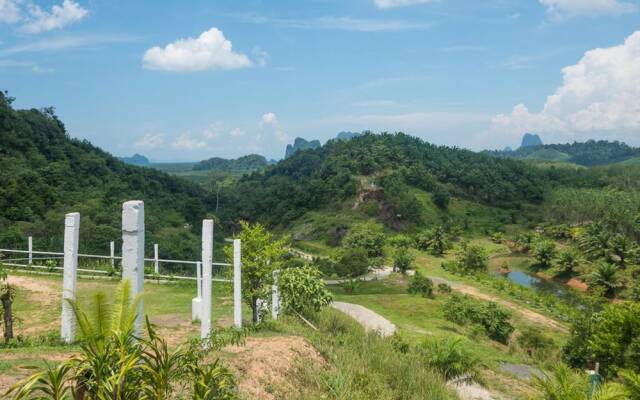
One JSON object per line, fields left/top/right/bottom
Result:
{"left": 1, "top": 0, "right": 639, "bottom": 161}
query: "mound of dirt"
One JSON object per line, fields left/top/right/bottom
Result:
{"left": 223, "top": 336, "right": 325, "bottom": 400}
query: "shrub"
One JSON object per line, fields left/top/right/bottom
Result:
{"left": 336, "top": 248, "right": 369, "bottom": 278}
{"left": 533, "top": 240, "right": 557, "bottom": 269}
{"left": 279, "top": 265, "right": 333, "bottom": 316}
{"left": 516, "top": 327, "right": 556, "bottom": 360}
{"left": 451, "top": 242, "right": 488, "bottom": 274}
{"left": 437, "top": 283, "right": 452, "bottom": 294}
{"left": 392, "top": 248, "right": 415, "bottom": 274}
{"left": 419, "top": 337, "right": 481, "bottom": 383}
{"left": 443, "top": 294, "right": 514, "bottom": 344}
{"left": 312, "top": 257, "right": 337, "bottom": 277}
{"left": 407, "top": 272, "right": 434, "bottom": 298}
{"left": 343, "top": 222, "right": 386, "bottom": 258}
{"left": 415, "top": 226, "right": 449, "bottom": 256}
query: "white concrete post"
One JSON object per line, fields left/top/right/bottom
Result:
{"left": 154, "top": 243, "right": 159, "bottom": 274}
{"left": 28, "top": 236, "right": 33, "bottom": 265}
{"left": 110, "top": 241, "right": 115, "bottom": 268}
{"left": 272, "top": 270, "right": 280, "bottom": 320}
{"left": 121, "top": 201, "right": 145, "bottom": 335}
{"left": 61, "top": 213, "right": 80, "bottom": 343}
{"left": 233, "top": 239, "right": 242, "bottom": 328}
{"left": 192, "top": 261, "right": 203, "bottom": 322}
{"left": 201, "top": 220, "right": 213, "bottom": 339}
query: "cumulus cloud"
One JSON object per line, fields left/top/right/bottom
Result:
{"left": 142, "top": 27, "right": 252, "bottom": 72}
{"left": 374, "top": 0, "right": 435, "bottom": 9}
{"left": 492, "top": 31, "right": 640, "bottom": 144}
{"left": 21, "top": 0, "right": 88, "bottom": 34}
{"left": 539, "top": 0, "right": 637, "bottom": 18}
{"left": 172, "top": 133, "right": 208, "bottom": 150}
{"left": 134, "top": 133, "right": 164, "bottom": 149}
{"left": 0, "top": 0, "right": 21, "bottom": 23}
{"left": 260, "top": 112, "right": 288, "bottom": 143}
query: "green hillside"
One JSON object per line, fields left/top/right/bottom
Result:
{"left": 488, "top": 140, "right": 640, "bottom": 166}
{"left": 0, "top": 93, "right": 213, "bottom": 258}
{"left": 524, "top": 148, "right": 571, "bottom": 162}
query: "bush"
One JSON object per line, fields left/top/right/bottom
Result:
{"left": 336, "top": 248, "right": 369, "bottom": 278}
{"left": 419, "top": 337, "right": 481, "bottom": 383}
{"left": 451, "top": 242, "right": 488, "bottom": 274}
{"left": 392, "top": 248, "right": 415, "bottom": 274}
{"left": 516, "top": 327, "right": 556, "bottom": 360}
{"left": 443, "top": 294, "right": 514, "bottom": 344}
{"left": 343, "top": 222, "right": 386, "bottom": 258}
{"left": 533, "top": 239, "right": 557, "bottom": 269}
{"left": 408, "top": 272, "right": 434, "bottom": 298}
{"left": 437, "top": 283, "right": 452, "bottom": 294}
{"left": 279, "top": 265, "right": 333, "bottom": 316}
{"left": 313, "top": 257, "right": 337, "bottom": 277}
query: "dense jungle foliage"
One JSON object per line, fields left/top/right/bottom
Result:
{"left": 0, "top": 93, "right": 214, "bottom": 259}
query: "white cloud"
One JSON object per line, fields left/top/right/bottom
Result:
{"left": 252, "top": 47, "right": 269, "bottom": 67}
{"left": 374, "top": 0, "right": 435, "bottom": 9}
{"left": 134, "top": 133, "right": 164, "bottom": 149}
{"left": 539, "top": 0, "right": 637, "bottom": 18}
{"left": 235, "top": 13, "right": 433, "bottom": 32}
{"left": 260, "top": 112, "right": 288, "bottom": 143}
{"left": 21, "top": 0, "right": 88, "bottom": 34}
{"left": 142, "top": 27, "right": 252, "bottom": 72}
{"left": 492, "top": 31, "right": 640, "bottom": 144}
{"left": 172, "top": 133, "right": 207, "bottom": 150}
{"left": 0, "top": 0, "right": 21, "bottom": 23}
{"left": 0, "top": 34, "right": 135, "bottom": 56}
{"left": 229, "top": 127, "right": 245, "bottom": 137}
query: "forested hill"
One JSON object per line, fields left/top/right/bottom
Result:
{"left": 220, "top": 133, "right": 580, "bottom": 227}
{"left": 0, "top": 93, "right": 212, "bottom": 258}
{"left": 486, "top": 140, "right": 640, "bottom": 166}
{"left": 192, "top": 154, "right": 268, "bottom": 172}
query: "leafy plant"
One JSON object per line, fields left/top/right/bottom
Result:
{"left": 343, "top": 222, "right": 386, "bottom": 258}
{"left": 7, "top": 281, "right": 238, "bottom": 399}
{"left": 407, "top": 272, "right": 434, "bottom": 298}
{"left": 392, "top": 248, "right": 414, "bottom": 274}
{"left": 225, "top": 221, "right": 288, "bottom": 323}
{"left": 416, "top": 226, "right": 449, "bottom": 256}
{"left": 442, "top": 294, "right": 514, "bottom": 344}
{"left": 437, "top": 283, "right": 452, "bottom": 294}
{"left": 533, "top": 239, "right": 557, "bottom": 270}
{"left": 555, "top": 250, "right": 581, "bottom": 277}
{"left": 419, "top": 337, "right": 481, "bottom": 383}
{"left": 452, "top": 242, "right": 488, "bottom": 274}
{"left": 589, "top": 263, "right": 621, "bottom": 298}
{"left": 278, "top": 265, "right": 332, "bottom": 316}
{"left": 336, "top": 248, "right": 369, "bottom": 278}
{"left": 532, "top": 365, "right": 628, "bottom": 400}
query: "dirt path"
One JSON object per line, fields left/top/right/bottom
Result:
{"left": 331, "top": 301, "right": 397, "bottom": 336}
{"left": 428, "top": 276, "right": 567, "bottom": 332}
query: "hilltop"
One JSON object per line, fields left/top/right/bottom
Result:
{"left": 0, "top": 93, "right": 212, "bottom": 258}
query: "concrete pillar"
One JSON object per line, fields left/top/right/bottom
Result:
{"left": 153, "top": 243, "right": 159, "bottom": 274}
{"left": 28, "top": 236, "right": 33, "bottom": 265}
{"left": 201, "top": 220, "right": 213, "bottom": 339}
{"left": 122, "top": 200, "right": 144, "bottom": 335}
{"left": 110, "top": 241, "right": 115, "bottom": 268}
{"left": 233, "top": 239, "right": 242, "bottom": 328}
{"left": 272, "top": 270, "right": 280, "bottom": 320}
{"left": 192, "top": 261, "right": 203, "bottom": 322}
{"left": 61, "top": 213, "right": 80, "bottom": 343}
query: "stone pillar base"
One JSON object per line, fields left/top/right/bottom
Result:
{"left": 192, "top": 297, "right": 202, "bottom": 322}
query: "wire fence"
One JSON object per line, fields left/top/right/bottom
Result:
{"left": 0, "top": 240, "right": 232, "bottom": 283}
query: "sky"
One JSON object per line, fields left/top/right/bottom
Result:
{"left": 0, "top": 0, "right": 639, "bottom": 161}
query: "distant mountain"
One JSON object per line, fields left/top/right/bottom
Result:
{"left": 486, "top": 140, "right": 640, "bottom": 166}
{"left": 285, "top": 137, "right": 321, "bottom": 158}
{"left": 193, "top": 154, "right": 268, "bottom": 172}
{"left": 336, "top": 131, "right": 361, "bottom": 141}
{"left": 119, "top": 153, "right": 150, "bottom": 165}
{"left": 521, "top": 133, "right": 543, "bottom": 148}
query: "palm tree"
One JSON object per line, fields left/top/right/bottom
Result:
{"left": 555, "top": 250, "right": 581, "bottom": 277}
{"left": 532, "top": 365, "right": 628, "bottom": 400}
{"left": 608, "top": 234, "right": 635, "bottom": 268}
{"left": 7, "top": 281, "right": 238, "bottom": 400}
{"left": 589, "top": 263, "right": 620, "bottom": 298}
